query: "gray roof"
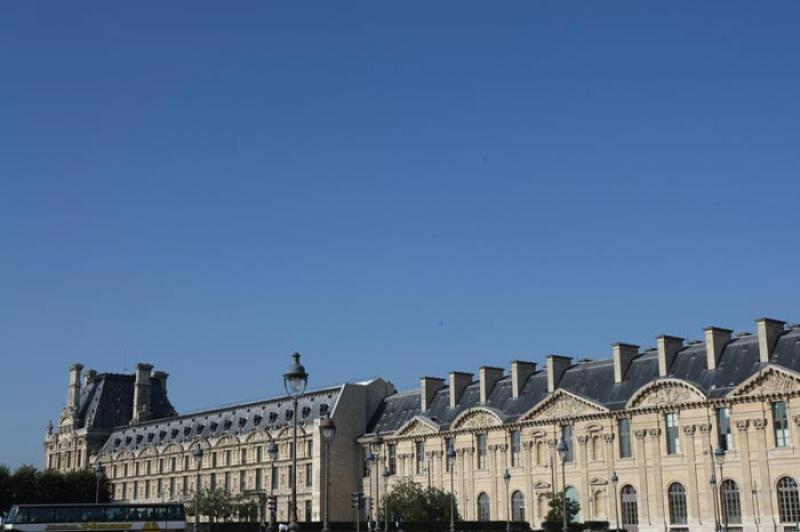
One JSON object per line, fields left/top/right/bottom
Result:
{"left": 101, "top": 386, "right": 341, "bottom": 454}
{"left": 368, "top": 326, "right": 800, "bottom": 434}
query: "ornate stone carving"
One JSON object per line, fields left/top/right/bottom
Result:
{"left": 396, "top": 418, "right": 438, "bottom": 437}
{"left": 634, "top": 429, "right": 647, "bottom": 440}
{"left": 752, "top": 418, "right": 768, "bottom": 431}
{"left": 523, "top": 392, "right": 606, "bottom": 421}
{"left": 736, "top": 420, "right": 750, "bottom": 433}
{"left": 682, "top": 425, "right": 696, "bottom": 435}
{"left": 697, "top": 423, "right": 712, "bottom": 434}
{"left": 631, "top": 381, "right": 705, "bottom": 408}
{"left": 452, "top": 409, "right": 502, "bottom": 430}
{"left": 523, "top": 441, "right": 534, "bottom": 450}
{"left": 602, "top": 432, "right": 615, "bottom": 443}
{"left": 577, "top": 435, "right": 589, "bottom": 445}
{"left": 647, "top": 428, "right": 661, "bottom": 438}
{"left": 736, "top": 368, "right": 800, "bottom": 397}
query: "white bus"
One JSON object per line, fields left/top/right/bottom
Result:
{"left": 2, "top": 504, "right": 185, "bottom": 532}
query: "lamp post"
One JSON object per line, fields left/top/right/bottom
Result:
{"left": 320, "top": 416, "right": 337, "bottom": 532}
{"left": 709, "top": 472, "right": 719, "bottom": 532}
{"left": 714, "top": 447, "right": 727, "bottom": 532}
{"left": 556, "top": 439, "right": 569, "bottom": 532}
{"left": 365, "top": 449, "right": 376, "bottom": 532}
{"left": 382, "top": 467, "right": 390, "bottom": 532}
{"left": 267, "top": 441, "right": 278, "bottom": 532}
{"left": 503, "top": 469, "right": 511, "bottom": 532}
{"left": 447, "top": 446, "right": 456, "bottom": 532}
{"left": 611, "top": 471, "right": 620, "bottom": 532}
{"left": 192, "top": 444, "right": 205, "bottom": 532}
{"left": 283, "top": 353, "right": 308, "bottom": 532}
{"left": 366, "top": 434, "right": 382, "bottom": 531}
{"left": 94, "top": 462, "right": 104, "bottom": 504}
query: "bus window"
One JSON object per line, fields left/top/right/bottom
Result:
{"left": 29, "top": 508, "right": 55, "bottom": 523}
{"left": 54, "top": 507, "right": 81, "bottom": 523}
{"left": 152, "top": 507, "right": 169, "bottom": 522}
{"left": 167, "top": 506, "right": 185, "bottom": 521}
{"left": 132, "top": 507, "right": 153, "bottom": 521}
{"left": 80, "top": 506, "right": 104, "bottom": 522}
{"left": 104, "top": 506, "right": 125, "bottom": 522}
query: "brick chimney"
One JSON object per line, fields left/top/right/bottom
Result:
{"left": 612, "top": 343, "right": 639, "bottom": 384}
{"left": 479, "top": 366, "right": 504, "bottom": 403}
{"left": 66, "top": 363, "right": 83, "bottom": 412}
{"left": 756, "top": 317, "right": 786, "bottom": 363}
{"left": 152, "top": 370, "right": 169, "bottom": 395}
{"left": 511, "top": 360, "right": 536, "bottom": 398}
{"left": 546, "top": 355, "right": 572, "bottom": 393}
{"left": 657, "top": 335, "right": 684, "bottom": 377}
{"left": 132, "top": 363, "right": 154, "bottom": 423}
{"left": 420, "top": 377, "right": 445, "bottom": 412}
{"left": 704, "top": 327, "right": 732, "bottom": 370}
{"left": 449, "top": 371, "right": 473, "bottom": 409}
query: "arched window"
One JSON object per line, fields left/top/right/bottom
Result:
{"left": 538, "top": 493, "right": 549, "bottom": 522}
{"left": 477, "top": 492, "right": 491, "bottom": 521}
{"left": 511, "top": 491, "right": 525, "bottom": 521}
{"left": 720, "top": 479, "right": 741, "bottom": 525}
{"left": 668, "top": 483, "right": 687, "bottom": 525}
{"left": 592, "top": 489, "right": 606, "bottom": 518}
{"left": 536, "top": 441, "right": 544, "bottom": 465}
{"left": 777, "top": 476, "right": 800, "bottom": 523}
{"left": 565, "top": 486, "right": 581, "bottom": 522}
{"left": 591, "top": 435, "right": 601, "bottom": 461}
{"left": 621, "top": 485, "right": 638, "bottom": 527}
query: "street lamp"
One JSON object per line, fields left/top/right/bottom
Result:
{"left": 192, "top": 444, "right": 205, "bottom": 532}
{"left": 320, "top": 416, "right": 337, "bottom": 532}
{"left": 556, "top": 439, "right": 569, "bottom": 532}
{"left": 503, "top": 469, "right": 511, "bottom": 532}
{"left": 94, "top": 462, "right": 104, "bottom": 504}
{"left": 367, "top": 434, "right": 382, "bottom": 531}
{"left": 382, "top": 467, "right": 390, "bottom": 532}
{"left": 611, "top": 471, "right": 620, "bottom": 532}
{"left": 283, "top": 353, "right": 308, "bottom": 532}
{"left": 365, "top": 449, "right": 376, "bottom": 532}
{"left": 709, "top": 472, "right": 719, "bottom": 532}
{"left": 447, "top": 446, "right": 456, "bottom": 532}
{"left": 267, "top": 442, "right": 278, "bottom": 532}
{"left": 714, "top": 447, "right": 727, "bottom": 532}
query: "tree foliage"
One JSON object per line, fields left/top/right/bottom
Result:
{"left": 184, "top": 488, "right": 261, "bottom": 523}
{"left": 380, "top": 478, "right": 459, "bottom": 523}
{"left": 0, "top": 465, "right": 110, "bottom": 515}
{"left": 541, "top": 491, "right": 582, "bottom": 532}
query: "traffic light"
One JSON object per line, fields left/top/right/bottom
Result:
{"left": 351, "top": 491, "right": 363, "bottom": 509}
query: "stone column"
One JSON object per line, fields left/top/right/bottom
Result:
{"left": 523, "top": 440, "right": 534, "bottom": 527}
{"left": 735, "top": 420, "right": 756, "bottom": 527}
{"left": 457, "top": 449, "right": 467, "bottom": 520}
{"left": 577, "top": 435, "right": 590, "bottom": 519}
{"left": 683, "top": 424, "right": 701, "bottom": 527}
{"left": 488, "top": 444, "right": 499, "bottom": 519}
{"left": 753, "top": 417, "right": 775, "bottom": 529}
{"left": 648, "top": 427, "right": 666, "bottom": 527}
{"left": 466, "top": 447, "right": 476, "bottom": 520}
{"left": 634, "top": 429, "right": 651, "bottom": 525}
{"left": 603, "top": 432, "right": 615, "bottom": 521}
{"left": 698, "top": 422, "right": 716, "bottom": 528}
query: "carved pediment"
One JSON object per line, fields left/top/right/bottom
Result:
{"left": 533, "top": 480, "right": 551, "bottom": 490}
{"left": 733, "top": 366, "right": 800, "bottom": 397}
{"left": 396, "top": 416, "right": 440, "bottom": 437}
{"left": 627, "top": 379, "right": 706, "bottom": 408}
{"left": 589, "top": 477, "right": 608, "bottom": 486}
{"left": 451, "top": 408, "right": 503, "bottom": 430}
{"left": 520, "top": 390, "right": 607, "bottom": 421}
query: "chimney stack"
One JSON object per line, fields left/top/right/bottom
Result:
{"left": 67, "top": 363, "right": 83, "bottom": 411}
{"left": 449, "top": 371, "right": 473, "bottom": 409}
{"left": 152, "top": 370, "right": 169, "bottom": 395}
{"left": 546, "top": 355, "right": 572, "bottom": 393}
{"left": 704, "top": 327, "right": 732, "bottom": 370}
{"left": 132, "top": 363, "right": 154, "bottom": 423}
{"left": 511, "top": 360, "right": 536, "bottom": 398}
{"left": 612, "top": 343, "right": 639, "bottom": 384}
{"left": 756, "top": 317, "right": 786, "bottom": 363}
{"left": 84, "top": 369, "right": 97, "bottom": 386}
{"left": 420, "top": 377, "right": 445, "bottom": 412}
{"left": 479, "top": 366, "right": 504, "bottom": 403}
{"left": 657, "top": 336, "right": 684, "bottom": 377}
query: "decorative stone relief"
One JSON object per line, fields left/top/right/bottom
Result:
{"left": 682, "top": 425, "right": 696, "bottom": 435}
{"left": 602, "top": 432, "right": 615, "bottom": 443}
{"left": 736, "top": 368, "right": 800, "bottom": 397}
{"left": 523, "top": 392, "right": 605, "bottom": 421}
{"left": 736, "top": 420, "right": 750, "bottom": 433}
{"left": 452, "top": 409, "right": 502, "bottom": 430}
{"left": 647, "top": 428, "right": 661, "bottom": 438}
{"left": 752, "top": 418, "right": 768, "bottom": 431}
{"left": 577, "top": 435, "right": 589, "bottom": 445}
{"left": 631, "top": 381, "right": 705, "bottom": 408}
{"left": 634, "top": 429, "right": 647, "bottom": 440}
{"left": 397, "top": 418, "right": 438, "bottom": 437}
{"left": 697, "top": 423, "right": 712, "bottom": 434}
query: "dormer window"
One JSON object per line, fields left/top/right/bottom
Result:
{"left": 239, "top": 417, "right": 247, "bottom": 428}
{"left": 210, "top": 422, "right": 218, "bottom": 432}
{"left": 285, "top": 410, "right": 294, "bottom": 421}
{"left": 319, "top": 404, "right": 329, "bottom": 416}
{"left": 224, "top": 419, "right": 233, "bottom": 430}
{"left": 171, "top": 429, "right": 178, "bottom": 438}
{"left": 253, "top": 415, "right": 263, "bottom": 425}
{"left": 146, "top": 433, "right": 154, "bottom": 442}
{"left": 301, "top": 406, "right": 311, "bottom": 418}
{"left": 184, "top": 427, "right": 191, "bottom": 436}
{"left": 268, "top": 412, "right": 278, "bottom": 423}
{"left": 135, "top": 435, "right": 143, "bottom": 444}
{"left": 159, "top": 431, "right": 166, "bottom": 440}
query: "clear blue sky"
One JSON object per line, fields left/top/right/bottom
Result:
{"left": 1, "top": 2, "right": 799, "bottom": 468}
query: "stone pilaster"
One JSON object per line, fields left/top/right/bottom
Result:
{"left": 634, "top": 429, "right": 651, "bottom": 525}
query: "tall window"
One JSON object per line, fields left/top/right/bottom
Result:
{"left": 304, "top": 500, "right": 312, "bottom": 522}
{"left": 667, "top": 483, "right": 687, "bottom": 524}
{"left": 621, "top": 485, "right": 638, "bottom": 526}
{"left": 444, "top": 438, "right": 453, "bottom": 472}
{"left": 778, "top": 476, "right": 800, "bottom": 523}
{"left": 271, "top": 466, "right": 278, "bottom": 491}
{"left": 182, "top": 476, "right": 188, "bottom": 496}
{"left": 184, "top": 456, "right": 189, "bottom": 471}
{"left": 211, "top": 453, "right": 217, "bottom": 468}
{"left": 305, "top": 463, "right": 313, "bottom": 487}
{"left": 717, "top": 407, "right": 733, "bottom": 451}
{"left": 619, "top": 418, "right": 632, "bottom": 458}
{"left": 510, "top": 431, "right": 521, "bottom": 467}
{"left": 240, "top": 449, "right": 247, "bottom": 464}
{"left": 536, "top": 441, "right": 544, "bottom": 465}
{"left": 388, "top": 444, "right": 397, "bottom": 475}
{"left": 255, "top": 469, "right": 263, "bottom": 491}
{"left": 415, "top": 441, "right": 425, "bottom": 474}
{"left": 224, "top": 472, "right": 231, "bottom": 493}
{"left": 774, "top": 401, "right": 791, "bottom": 448}
{"left": 257, "top": 446, "right": 263, "bottom": 463}
{"left": 476, "top": 434, "right": 487, "bottom": 469}
{"left": 477, "top": 492, "right": 491, "bottom": 521}
{"left": 224, "top": 451, "right": 231, "bottom": 466}
{"left": 720, "top": 479, "right": 741, "bottom": 525}
{"left": 511, "top": 491, "right": 525, "bottom": 521}
{"left": 561, "top": 425, "right": 574, "bottom": 463}
{"left": 565, "top": 487, "right": 580, "bottom": 522}
{"left": 590, "top": 435, "right": 601, "bottom": 461}
{"left": 306, "top": 440, "right": 313, "bottom": 458}
{"left": 239, "top": 470, "right": 246, "bottom": 492}
{"left": 665, "top": 412, "right": 681, "bottom": 455}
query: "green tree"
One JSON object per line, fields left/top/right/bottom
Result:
{"left": 380, "top": 478, "right": 459, "bottom": 523}
{"left": 0, "top": 465, "right": 12, "bottom": 515}
{"left": 541, "top": 492, "right": 582, "bottom": 532}
{"left": 185, "top": 488, "right": 235, "bottom": 523}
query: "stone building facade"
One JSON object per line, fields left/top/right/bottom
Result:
{"left": 45, "top": 361, "right": 394, "bottom": 523}
{"left": 360, "top": 318, "right": 800, "bottom": 532}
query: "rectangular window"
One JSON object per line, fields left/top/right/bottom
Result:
{"left": 157, "top": 478, "right": 162, "bottom": 498}
{"left": 135, "top": 463, "right": 140, "bottom": 476}
{"left": 257, "top": 446, "right": 263, "bottom": 463}
{"left": 133, "top": 481, "right": 138, "bottom": 499}
{"left": 305, "top": 463, "right": 313, "bottom": 487}
{"left": 159, "top": 459, "right": 164, "bottom": 473}
{"left": 184, "top": 456, "right": 190, "bottom": 471}
{"left": 182, "top": 476, "right": 188, "bottom": 495}
{"left": 241, "top": 449, "right": 247, "bottom": 464}
{"left": 169, "top": 477, "right": 175, "bottom": 497}
{"left": 388, "top": 444, "right": 397, "bottom": 475}
{"left": 211, "top": 453, "right": 217, "bottom": 468}
{"left": 124, "top": 464, "right": 129, "bottom": 477}
{"left": 444, "top": 438, "right": 453, "bottom": 472}
{"left": 271, "top": 466, "right": 278, "bottom": 491}
{"left": 619, "top": 418, "right": 632, "bottom": 458}
{"left": 255, "top": 469, "right": 263, "bottom": 491}
{"left": 415, "top": 441, "right": 425, "bottom": 474}
{"left": 239, "top": 470, "right": 246, "bottom": 493}
{"left": 224, "top": 472, "right": 231, "bottom": 493}
{"left": 510, "top": 430, "right": 521, "bottom": 467}
{"left": 306, "top": 440, "right": 313, "bottom": 458}
{"left": 717, "top": 407, "right": 733, "bottom": 451}
{"left": 224, "top": 451, "right": 230, "bottom": 466}
{"left": 170, "top": 457, "right": 176, "bottom": 472}
{"left": 666, "top": 412, "right": 681, "bottom": 455}
{"left": 476, "top": 434, "right": 487, "bottom": 469}
{"left": 774, "top": 401, "right": 791, "bottom": 448}
{"left": 561, "top": 425, "right": 574, "bottom": 463}
{"left": 304, "top": 500, "right": 312, "bottom": 522}
{"left": 145, "top": 480, "right": 151, "bottom": 499}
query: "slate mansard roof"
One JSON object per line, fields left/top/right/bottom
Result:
{"left": 71, "top": 373, "right": 177, "bottom": 431}
{"left": 368, "top": 324, "right": 800, "bottom": 435}
{"left": 100, "top": 385, "right": 342, "bottom": 454}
